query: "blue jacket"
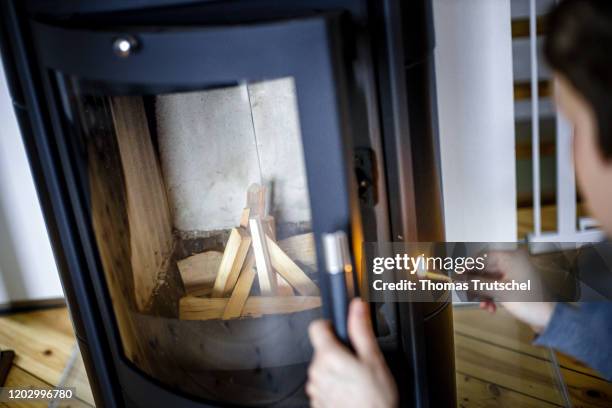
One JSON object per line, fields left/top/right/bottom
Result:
{"left": 534, "top": 302, "right": 612, "bottom": 380}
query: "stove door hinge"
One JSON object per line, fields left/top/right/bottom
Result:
{"left": 354, "top": 147, "right": 378, "bottom": 206}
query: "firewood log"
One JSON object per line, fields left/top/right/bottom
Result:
{"left": 180, "top": 295, "right": 321, "bottom": 320}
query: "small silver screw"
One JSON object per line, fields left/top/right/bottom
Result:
{"left": 113, "top": 36, "right": 138, "bottom": 57}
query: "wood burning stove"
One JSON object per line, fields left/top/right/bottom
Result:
{"left": 0, "top": 0, "right": 455, "bottom": 406}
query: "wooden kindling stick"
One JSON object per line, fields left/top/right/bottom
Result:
{"left": 249, "top": 217, "right": 277, "bottom": 296}
{"left": 183, "top": 182, "right": 322, "bottom": 321}
{"left": 211, "top": 228, "right": 251, "bottom": 297}
{"left": 222, "top": 251, "right": 256, "bottom": 319}
{"left": 180, "top": 295, "right": 322, "bottom": 320}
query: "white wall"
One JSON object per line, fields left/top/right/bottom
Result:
{"left": 433, "top": 0, "right": 518, "bottom": 241}
{"left": 156, "top": 78, "right": 311, "bottom": 233}
{"left": 0, "top": 58, "right": 64, "bottom": 304}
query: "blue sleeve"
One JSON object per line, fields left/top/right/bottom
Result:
{"left": 533, "top": 302, "right": 612, "bottom": 380}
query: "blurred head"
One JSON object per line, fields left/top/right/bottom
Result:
{"left": 545, "top": 0, "right": 612, "bottom": 233}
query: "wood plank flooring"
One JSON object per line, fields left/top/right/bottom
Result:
{"left": 454, "top": 307, "right": 612, "bottom": 408}
{"left": 0, "top": 308, "right": 93, "bottom": 407}
{"left": 0, "top": 305, "right": 610, "bottom": 407}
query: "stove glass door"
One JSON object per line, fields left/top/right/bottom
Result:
{"left": 67, "top": 77, "right": 319, "bottom": 406}
{"left": 39, "top": 15, "right": 360, "bottom": 406}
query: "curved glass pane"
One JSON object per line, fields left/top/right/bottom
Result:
{"left": 61, "top": 76, "right": 321, "bottom": 406}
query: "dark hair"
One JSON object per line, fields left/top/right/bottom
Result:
{"left": 545, "top": 0, "right": 612, "bottom": 158}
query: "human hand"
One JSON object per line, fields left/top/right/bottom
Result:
{"left": 307, "top": 299, "right": 398, "bottom": 408}
{"left": 480, "top": 300, "right": 555, "bottom": 333}
{"left": 477, "top": 250, "right": 555, "bottom": 332}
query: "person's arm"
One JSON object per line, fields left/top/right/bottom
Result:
{"left": 533, "top": 302, "right": 612, "bottom": 380}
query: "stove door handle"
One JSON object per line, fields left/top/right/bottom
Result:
{"left": 322, "top": 231, "right": 354, "bottom": 345}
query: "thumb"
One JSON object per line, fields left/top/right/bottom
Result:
{"left": 309, "top": 319, "right": 340, "bottom": 352}
{"left": 347, "top": 298, "right": 380, "bottom": 362}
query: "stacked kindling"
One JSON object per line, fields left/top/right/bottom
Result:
{"left": 177, "top": 183, "right": 320, "bottom": 320}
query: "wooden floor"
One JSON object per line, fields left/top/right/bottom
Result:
{"left": 0, "top": 307, "right": 93, "bottom": 407}
{"left": 453, "top": 306, "right": 612, "bottom": 408}
{"left": 0, "top": 306, "right": 610, "bottom": 407}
